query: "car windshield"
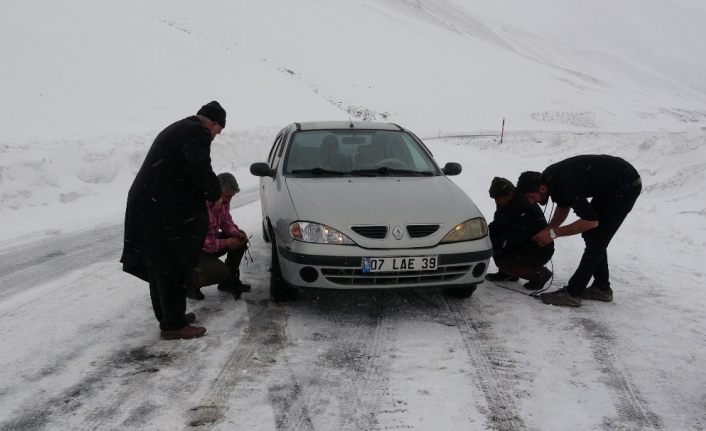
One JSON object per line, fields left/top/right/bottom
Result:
{"left": 283, "top": 130, "right": 441, "bottom": 177}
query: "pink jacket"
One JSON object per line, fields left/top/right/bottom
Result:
{"left": 202, "top": 202, "right": 242, "bottom": 253}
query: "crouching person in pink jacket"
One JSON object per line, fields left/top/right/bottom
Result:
{"left": 187, "top": 173, "right": 252, "bottom": 300}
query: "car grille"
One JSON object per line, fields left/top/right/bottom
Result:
{"left": 321, "top": 264, "right": 471, "bottom": 286}
{"left": 406, "top": 224, "right": 440, "bottom": 238}
{"left": 351, "top": 225, "right": 388, "bottom": 239}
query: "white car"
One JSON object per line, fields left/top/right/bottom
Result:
{"left": 250, "top": 121, "right": 492, "bottom": 300}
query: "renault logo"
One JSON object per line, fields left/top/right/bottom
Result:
{"left": 392, "top": 226, "right": 404, "bottom": 240}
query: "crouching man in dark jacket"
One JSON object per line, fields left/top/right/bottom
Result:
{"left": 486, "top": 177, "right": 554, "bottom": 290}
{"left": 120, "top": 101, "right": 226, "bottom": 340}
{"left": 517, "top": 155, "right": 641, "bottom": 307}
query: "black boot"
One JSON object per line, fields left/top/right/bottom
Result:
{"left": 186, "top": 287, "right": 205, "bottom": 300}
{"left": 218, "top": 279, "right": 251, "bottom": 293}
{"left": 235, "top": 280, "right": 251, "bottom": 293}
{"left": 485, "top": 271, "right": 519, "bottom": 282}
{"left": 217, "top": 280, "right": 242, "bottom": 300}
{"left": 523, "top": 268, "right": 552, "bottom": 290}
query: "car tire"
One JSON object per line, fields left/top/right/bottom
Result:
{"left": 269, "top": 233, "right": 299, "bottom": 302}
{"left": 442, "top": 284, "right": 477, "bottom": 299}
{"left": 262, "top": 222, "right": 270, "bottom": 243}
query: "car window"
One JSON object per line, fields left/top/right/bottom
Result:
{"left": 283, "top": 130, "right": 440, "bottom": 177}
{"left": 267, "top": 132, "right": 284, "bottom": 167}
{"left": 278, "top": 130, "right": 290, "bottom": 159}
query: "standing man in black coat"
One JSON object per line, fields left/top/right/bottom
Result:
{"left": 516, "top": 155, "right": 642, "bottom": 307}
{"left": 121, "top": 101, "right": 225, "bottom": 339}
{"left": 485, "top": 177, "right": 554, "bottom": 290}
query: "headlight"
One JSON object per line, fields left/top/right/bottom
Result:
{"left": 440, "top": 217, "right": 488, "bottom": 243}
{"left": 289, "top": 221, "right": 355, "bottom": 245}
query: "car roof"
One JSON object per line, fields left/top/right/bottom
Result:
{"left": 294, "top": 121, "right": 404, "bottom": 131}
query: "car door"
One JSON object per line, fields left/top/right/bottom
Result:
{"left": 259, "top": 129, "right": 286, "bottom": 231}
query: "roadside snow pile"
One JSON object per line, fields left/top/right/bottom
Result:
{"left": 2, "top": 125, "right": 705, "bottom": 248}
{"left": 0, "top": 127, "right": 276, "bottom": 245}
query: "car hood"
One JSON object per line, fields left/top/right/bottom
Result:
{"left": 285, "top": 176, "right": 485, "bottom": 248}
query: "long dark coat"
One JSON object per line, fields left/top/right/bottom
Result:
{"left": 120, "top": 116, "right": 221, "bottom": 282}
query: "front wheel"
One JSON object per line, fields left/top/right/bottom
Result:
{"left": 269, "top": 233, "right": 298, "bottom": 302}
{"left": 442, "top": 284, "right": 477, "bottom": 299}
{"left": 262, "top": 220, "right": 270, "bottom": 243}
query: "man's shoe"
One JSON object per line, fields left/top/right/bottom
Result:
{"left": 160, "top": 325, "right": 207, "bottom": 340}
{"left": 218, "top": 280, "right": 251, "bottom": 293}
{"left": 581, "top": 284, "right": 614, "bottom": 302}
{"left": 218, "top": 278, "right": 252, "bottom": 293}
{"left": 540, "top": 287, "right": 581, "bottom": 307}
{"left": 217, "top": 282, "right": 236, "bottom": 292}
{"left": 185, "top": 312, "right": 196, "bottom": 324}
{"left": 523, "top": 268, "right": 552, "bottom": 291}
{"left": 485, "top": 271, "right": 519, "bottom": 282}
{"left": 236, "top": 282, "right": 252, "bottom": 293}
{"left": 218, "top": 282, "right": 240, "bottom": 293}
{"left": 186, "top": 287, "right": 205, "bottom": 300}
{"left": 217, "top": 282, "right": 242, "bottom": 300}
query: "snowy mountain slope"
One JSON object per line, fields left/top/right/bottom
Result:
{"left": 2, "top": 0, "right": 706, "bottom": 142}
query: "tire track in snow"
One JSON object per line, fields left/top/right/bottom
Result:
{"left": 574, "top": 318, "right": 662, "bottom": 430}
{"left": 0, "top": 224, "right": 123, "bottom": 301}
{"left": 0, "top": 342, "right": 199, "bottom": 431}
{"left": 398, "top": 290, "right": 527, "bottom": 431}
{"left": 186, "top": 299, "right": 290, "bottom": 430}
{"left": 0, "top": 263, "right": 193, "bottom": 431}
{"left": 1, "top": 297, "right": 251, "bottom": 431}
{"left": 307, "top": 291, "right": 394, "bottom": 431}
{"left": 391, "top": 290, "right": 528, "bottom": 430}
{"left": 260, "top": 290, "right": 396, "bottom": 431}
{"left": 80, "top": 303, "right": 252, "bottom": 431}
{"left": 186, "top": 290, "right": 397, "bottom": 431}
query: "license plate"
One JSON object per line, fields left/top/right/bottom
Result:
{"left": 362, "top": 256, "right": 438, "bottom": 273}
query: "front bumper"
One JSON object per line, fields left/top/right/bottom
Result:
{"left": 277, "top": 242, "right": 492, "bottom": 289}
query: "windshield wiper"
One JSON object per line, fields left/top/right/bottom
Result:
{"left": 350, "top": 167, "right": 436, "bottom": 176}
{"left": 291, "top": 167, "right": 346, "bottom": 176}
{"left": 349, "top": 169, "right": 379, "bottom": 177}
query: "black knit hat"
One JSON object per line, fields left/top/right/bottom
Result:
{"left": 197, "top": 101, "right": 226, "bottom": 128}
{"left": 516, "top": 171, "right": 543, "bottom": 195}
{"left": 488, "top": 177, "right": 515, "bottom": 198}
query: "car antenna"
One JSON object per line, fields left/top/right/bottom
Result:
{"left": 349, "top": 116, "right": 354, "bottom": 128}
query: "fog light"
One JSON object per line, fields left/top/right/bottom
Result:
{"left": 300, "top": 266, "right": 319, "bottom": 283}
{"left": 472, "top": 262, "right": 487, "bottom": 278}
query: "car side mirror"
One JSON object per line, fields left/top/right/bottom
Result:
{"left": 442, "top": 162, "right": 462, "bottom": 176}
{"left": 250, "top": 162, "right": 275, "bottom": 178}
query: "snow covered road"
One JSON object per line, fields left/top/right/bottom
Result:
{"left": 0, "top": 238, "right": 672, "bottom": 430}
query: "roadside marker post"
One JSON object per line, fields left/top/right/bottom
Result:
{"left": 500, "top": 117, "right": 505, "bottom": 144}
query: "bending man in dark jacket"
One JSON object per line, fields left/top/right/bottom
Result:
{"left": 486, "top": 177, "right": 554, "bottom": 290}
{"left": 121, "top": 101, "right": 225, "bottom": 340}
{"left": 516, "top": 155, "right": 641, "bottom": 307}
